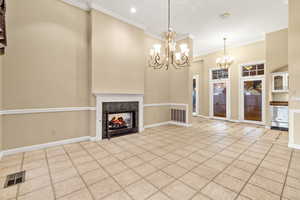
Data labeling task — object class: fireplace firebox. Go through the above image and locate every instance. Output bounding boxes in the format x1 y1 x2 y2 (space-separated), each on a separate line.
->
102 102 139 139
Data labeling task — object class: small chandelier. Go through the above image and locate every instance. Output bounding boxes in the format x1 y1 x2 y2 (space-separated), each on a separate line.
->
148 0 190 70
216 38 234 69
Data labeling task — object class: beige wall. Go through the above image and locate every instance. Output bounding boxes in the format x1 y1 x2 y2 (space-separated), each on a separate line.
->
266 29 289 120
2 0 92 149
91 10 145 94
169 38 194 123
0 0 179 149
266 29 288 73
3 111 90 149
195 41 266 121
144 35 170 125
289 0 300 145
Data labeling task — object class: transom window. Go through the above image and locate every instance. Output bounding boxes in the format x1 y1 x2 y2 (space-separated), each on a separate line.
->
242 63 264 77
211 69 228 80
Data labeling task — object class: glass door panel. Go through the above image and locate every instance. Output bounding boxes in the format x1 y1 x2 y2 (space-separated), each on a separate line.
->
213 82 226 118
244 80 262 121
192 78 196 113
274 75 284 90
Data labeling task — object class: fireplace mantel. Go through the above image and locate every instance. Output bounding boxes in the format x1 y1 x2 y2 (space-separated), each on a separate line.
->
94 93 144 140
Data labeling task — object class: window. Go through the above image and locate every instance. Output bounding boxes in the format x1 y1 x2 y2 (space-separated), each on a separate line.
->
242 63 264 77
211 69 228 80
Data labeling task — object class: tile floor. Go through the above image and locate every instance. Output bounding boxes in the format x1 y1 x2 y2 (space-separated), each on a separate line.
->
0 118 299 200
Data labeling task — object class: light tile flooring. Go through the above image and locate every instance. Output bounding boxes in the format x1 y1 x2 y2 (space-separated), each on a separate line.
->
0 118 300 200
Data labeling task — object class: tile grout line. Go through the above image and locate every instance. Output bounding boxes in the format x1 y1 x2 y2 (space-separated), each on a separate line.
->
186 126 269 200
78 142 136 200
93 130 231 200
62 145 97 200
45 150 58 200
188 140 259 200
280 149 294 200
233 142 275 200
3 121 289 200
114 125 262 200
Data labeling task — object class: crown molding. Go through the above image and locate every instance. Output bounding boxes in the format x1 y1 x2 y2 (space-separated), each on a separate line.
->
61 0 164 39
194 35 265 57
176 33 195 42
90 1 146 30
144 31 163 41
61 0 90 10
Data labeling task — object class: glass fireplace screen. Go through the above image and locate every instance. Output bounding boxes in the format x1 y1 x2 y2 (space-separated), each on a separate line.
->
107 112 133 131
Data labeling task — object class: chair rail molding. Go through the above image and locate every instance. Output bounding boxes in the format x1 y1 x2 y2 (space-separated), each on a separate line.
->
0 107 96 115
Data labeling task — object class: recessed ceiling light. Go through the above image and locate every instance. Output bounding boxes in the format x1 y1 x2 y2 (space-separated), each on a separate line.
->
130 7 137 13
219 12 231 19
283 0 288 5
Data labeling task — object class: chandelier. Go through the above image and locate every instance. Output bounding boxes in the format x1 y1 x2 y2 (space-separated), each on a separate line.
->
148 0 190 70
216 38 234 69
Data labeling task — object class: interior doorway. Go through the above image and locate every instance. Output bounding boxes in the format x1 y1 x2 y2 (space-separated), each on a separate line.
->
192 75 199 116
209 68 230 120
239 62 265 124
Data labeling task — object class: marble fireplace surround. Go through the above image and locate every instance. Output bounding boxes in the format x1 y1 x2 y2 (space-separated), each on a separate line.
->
95 93 144 140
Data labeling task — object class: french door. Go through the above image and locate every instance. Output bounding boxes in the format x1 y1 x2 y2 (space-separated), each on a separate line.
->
240 78 265 124
210 80 230 119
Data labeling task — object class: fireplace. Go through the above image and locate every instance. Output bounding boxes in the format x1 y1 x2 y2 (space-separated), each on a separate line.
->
102 102 139 139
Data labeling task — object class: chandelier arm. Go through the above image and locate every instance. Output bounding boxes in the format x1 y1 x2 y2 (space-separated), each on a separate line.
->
148 55 166 69
173 55 190 67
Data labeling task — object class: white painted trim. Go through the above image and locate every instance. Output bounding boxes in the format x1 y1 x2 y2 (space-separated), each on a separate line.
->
195 36 265 57
288 143 300 150
176 34 195 42
238 61 266 125
169 121 192 127
144 103 187 107
290 97 300 101
228 119 240 123
197 115 210 119
95 93 144 141
144 31 163 41
0 136 93 157
144 122 170 129
0 107 96 115
61 0 90 10
144 121 192 129
90 2 146 30
288 109 300 148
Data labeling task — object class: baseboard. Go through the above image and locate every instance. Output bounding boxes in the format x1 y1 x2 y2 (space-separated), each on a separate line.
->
197 115 210 119
227 119 240 123
169 121 192 127
0 120 193 158
0 136 93 158
288 143 300 150
144 121 170 129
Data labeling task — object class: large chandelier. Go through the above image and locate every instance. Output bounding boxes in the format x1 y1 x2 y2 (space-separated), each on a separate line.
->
148 0 190 70
216 38 234 69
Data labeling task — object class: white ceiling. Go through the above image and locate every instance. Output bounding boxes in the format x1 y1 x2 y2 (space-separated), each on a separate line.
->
66 0 288 56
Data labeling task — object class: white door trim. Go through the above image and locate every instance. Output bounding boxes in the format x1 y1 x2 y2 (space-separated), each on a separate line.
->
239 62 266 125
